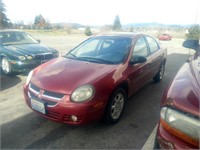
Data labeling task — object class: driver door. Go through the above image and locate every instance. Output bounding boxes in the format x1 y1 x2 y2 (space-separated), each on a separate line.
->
128 36 153 94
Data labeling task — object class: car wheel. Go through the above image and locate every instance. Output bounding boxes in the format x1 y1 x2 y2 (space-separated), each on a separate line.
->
104 88 126 124
1 57 12 75
153 62 165 82
153 133 160 149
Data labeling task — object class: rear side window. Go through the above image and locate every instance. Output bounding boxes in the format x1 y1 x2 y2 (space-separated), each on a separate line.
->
146 36 159 53
133 37 149 57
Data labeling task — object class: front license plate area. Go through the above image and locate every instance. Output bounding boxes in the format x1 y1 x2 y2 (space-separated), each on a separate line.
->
31 99 46 114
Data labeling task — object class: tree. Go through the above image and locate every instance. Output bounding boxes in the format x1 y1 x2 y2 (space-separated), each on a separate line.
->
113 15 122 31
129 26 133 32
45 19 52 30
84 26 92 36
186 25 200 40
0 0 9 29
34 14 46 29
65 23 72 34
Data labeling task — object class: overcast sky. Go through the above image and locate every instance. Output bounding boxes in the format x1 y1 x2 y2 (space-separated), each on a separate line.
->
4 0 200 25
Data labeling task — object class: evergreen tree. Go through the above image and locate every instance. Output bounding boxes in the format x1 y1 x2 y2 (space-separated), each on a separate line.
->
84 26 92 36
113 15 122 31
0 0 9 29
186 25 200 40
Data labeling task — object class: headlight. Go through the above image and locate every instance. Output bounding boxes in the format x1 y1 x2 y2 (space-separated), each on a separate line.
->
27 55 33 60
18 56 26 60
160 107 200 143
26 70 33 85
71 85 94 102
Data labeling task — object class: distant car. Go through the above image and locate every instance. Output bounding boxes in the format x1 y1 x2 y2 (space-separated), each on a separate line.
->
159 33 172 41
0 30 59 75
154 39 200 149
23 33 167 125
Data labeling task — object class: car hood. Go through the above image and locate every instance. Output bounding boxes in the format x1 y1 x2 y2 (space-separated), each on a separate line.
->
191 55 200 87
31 57 118 94
164 55 200 117
4 44 55 55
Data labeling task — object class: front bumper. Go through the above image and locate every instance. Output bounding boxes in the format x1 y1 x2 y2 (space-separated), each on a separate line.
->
156 121 199 149
10 59 51 73
23 83 105 125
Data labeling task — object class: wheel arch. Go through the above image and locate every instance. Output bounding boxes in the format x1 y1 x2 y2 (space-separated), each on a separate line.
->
1 54 7 59
117 81 129 98
0 54 6 65
162 58 166 65
103 81 129 124
104 80 129 109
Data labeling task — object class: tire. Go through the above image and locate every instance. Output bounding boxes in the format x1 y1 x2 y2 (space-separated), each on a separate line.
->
153 62 165 83
104 88 126 124
1 57 12 75
153 134 160 149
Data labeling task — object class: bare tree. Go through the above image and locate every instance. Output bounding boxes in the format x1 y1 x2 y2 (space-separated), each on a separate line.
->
34 14 46 29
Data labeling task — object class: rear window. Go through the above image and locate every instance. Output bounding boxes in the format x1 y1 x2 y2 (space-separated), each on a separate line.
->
146 36 159 53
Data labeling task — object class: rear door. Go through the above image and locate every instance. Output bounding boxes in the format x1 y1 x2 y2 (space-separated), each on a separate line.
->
145 35 164 77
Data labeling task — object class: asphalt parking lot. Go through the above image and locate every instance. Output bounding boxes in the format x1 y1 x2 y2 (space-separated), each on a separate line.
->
0 34 191 149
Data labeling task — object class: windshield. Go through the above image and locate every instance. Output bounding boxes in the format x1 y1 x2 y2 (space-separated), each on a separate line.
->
66 36 132 64
0 31 38 45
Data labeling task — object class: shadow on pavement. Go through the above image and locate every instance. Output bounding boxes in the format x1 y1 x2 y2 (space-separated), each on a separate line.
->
0 73 22 91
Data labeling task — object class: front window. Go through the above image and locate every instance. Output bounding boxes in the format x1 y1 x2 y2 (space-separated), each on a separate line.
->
66 36 132 64
0 31 38 45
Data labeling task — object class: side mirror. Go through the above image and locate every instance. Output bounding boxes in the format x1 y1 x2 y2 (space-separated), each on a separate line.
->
130 55 147 65
182 39 199 51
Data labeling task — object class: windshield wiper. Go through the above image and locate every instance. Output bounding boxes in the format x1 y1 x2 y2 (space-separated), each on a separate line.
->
64 53 77 59
77 56 114 64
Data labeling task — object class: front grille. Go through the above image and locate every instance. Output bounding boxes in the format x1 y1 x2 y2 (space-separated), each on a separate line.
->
43 91 64 100
47 111 61 120
28 83 65 106
34 53 54 60
29 83 40 94
28 92 58 106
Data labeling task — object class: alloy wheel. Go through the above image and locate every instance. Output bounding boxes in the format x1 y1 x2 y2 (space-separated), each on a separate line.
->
110 92 125 120
2 58 11 74
159 64 165 80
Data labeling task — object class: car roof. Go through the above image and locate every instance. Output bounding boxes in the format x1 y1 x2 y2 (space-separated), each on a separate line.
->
95 32 149 39
0 29 24 33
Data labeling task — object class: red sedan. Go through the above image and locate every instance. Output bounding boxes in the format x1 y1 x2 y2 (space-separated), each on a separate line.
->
159 33 172 41
155 39 200 149
23 33 167 125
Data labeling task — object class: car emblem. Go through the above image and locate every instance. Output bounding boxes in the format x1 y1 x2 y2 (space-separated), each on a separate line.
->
38 90 44 100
